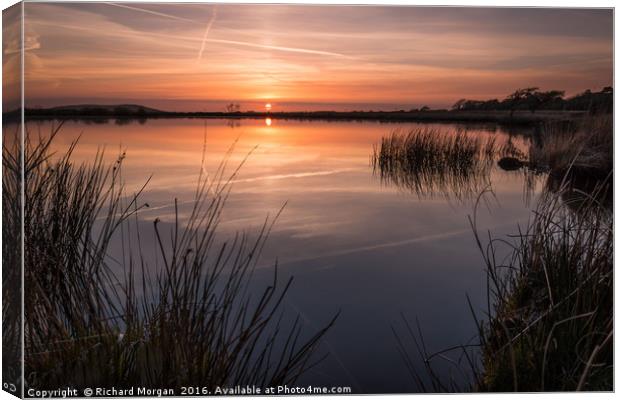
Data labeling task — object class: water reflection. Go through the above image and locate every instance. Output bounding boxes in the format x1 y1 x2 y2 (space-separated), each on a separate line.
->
368 126 595 211
371 128 530 201
227 118 241 128
40 118 538 393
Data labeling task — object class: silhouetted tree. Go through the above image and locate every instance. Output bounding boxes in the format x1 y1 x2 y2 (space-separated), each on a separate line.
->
535 90 565 110
505 87 538 116
452 99 467 110
447 87 610 114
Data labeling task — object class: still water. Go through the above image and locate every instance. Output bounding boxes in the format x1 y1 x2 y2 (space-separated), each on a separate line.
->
43 117 539 393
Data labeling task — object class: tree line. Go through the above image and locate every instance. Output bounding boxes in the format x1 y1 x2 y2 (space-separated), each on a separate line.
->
452 86 612 114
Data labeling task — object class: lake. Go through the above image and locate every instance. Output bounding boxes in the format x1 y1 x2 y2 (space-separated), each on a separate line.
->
37 117 541 393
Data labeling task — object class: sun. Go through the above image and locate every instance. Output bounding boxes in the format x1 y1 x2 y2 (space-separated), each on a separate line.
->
265 103 272 111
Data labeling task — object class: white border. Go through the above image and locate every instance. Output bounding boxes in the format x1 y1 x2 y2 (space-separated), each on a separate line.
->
0 1 616 400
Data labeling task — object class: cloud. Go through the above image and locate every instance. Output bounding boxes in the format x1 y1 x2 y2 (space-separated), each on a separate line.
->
21 3 613 109
3 19 41 55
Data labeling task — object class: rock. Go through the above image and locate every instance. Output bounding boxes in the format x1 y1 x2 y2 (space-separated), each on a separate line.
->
498 157 525 171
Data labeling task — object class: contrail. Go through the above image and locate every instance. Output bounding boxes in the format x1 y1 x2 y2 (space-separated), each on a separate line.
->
104 2 198 24
231 168 358 184
203 37 351 58
34 18 351 59
279 227 475 267
272 218 527 270
197 5 218 63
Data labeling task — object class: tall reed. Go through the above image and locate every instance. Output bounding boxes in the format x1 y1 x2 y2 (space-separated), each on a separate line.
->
471 179 613 391
390 115 613 391
2 124 23 394
394 180 612 392
14 124 335 390
529 116 613 178
372 128 497 199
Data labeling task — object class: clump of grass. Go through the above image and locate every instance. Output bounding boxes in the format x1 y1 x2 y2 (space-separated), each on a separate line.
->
15 124 335 391
2 124 23 395
471 181 613 391
524 115 613 209
394 180 613 393
529 116 612 178
388 116 612 393
372 128 497 199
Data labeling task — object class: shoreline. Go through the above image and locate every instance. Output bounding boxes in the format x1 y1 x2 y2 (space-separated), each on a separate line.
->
8 109 588 126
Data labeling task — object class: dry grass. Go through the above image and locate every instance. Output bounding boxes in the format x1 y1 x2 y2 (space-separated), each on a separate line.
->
2 124 23 395
472 180 612 391
5 124 336 391
529 116 612 177
394 182 613 392
389 116 613 392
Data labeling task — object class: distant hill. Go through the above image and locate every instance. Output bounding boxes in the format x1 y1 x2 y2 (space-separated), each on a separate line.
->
45 104 163 114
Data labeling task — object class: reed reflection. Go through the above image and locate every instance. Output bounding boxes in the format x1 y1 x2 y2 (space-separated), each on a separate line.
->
371 129 499 201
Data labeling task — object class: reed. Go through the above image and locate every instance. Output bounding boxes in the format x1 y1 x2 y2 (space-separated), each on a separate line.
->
2 125 23 391
9 124 335 391
471 177 613 391
372 128 497 199
394 180 613 392
529 115 612 178
388 117 612 391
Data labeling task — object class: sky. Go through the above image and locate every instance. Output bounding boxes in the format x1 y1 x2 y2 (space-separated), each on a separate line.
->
6 3 614 111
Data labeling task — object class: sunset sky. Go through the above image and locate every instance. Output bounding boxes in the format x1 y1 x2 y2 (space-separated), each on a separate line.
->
11 3 614 111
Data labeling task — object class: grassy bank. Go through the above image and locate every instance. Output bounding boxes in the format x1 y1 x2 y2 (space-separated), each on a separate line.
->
392 172 613 393
386 115 613 392
5 125 335 391
532 116 613 180
475 116 613 391
472 181 612 391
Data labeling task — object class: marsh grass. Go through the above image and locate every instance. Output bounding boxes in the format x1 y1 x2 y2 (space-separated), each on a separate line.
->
472 178 613 391
530 116 613 178
394 180 613 392
10 124 335 390
527 116 613 209
2 125 23 393
372 128 499 200
389 116 613 392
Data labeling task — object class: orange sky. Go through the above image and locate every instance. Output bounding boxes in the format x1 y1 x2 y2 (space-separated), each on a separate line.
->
6 3 614 111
